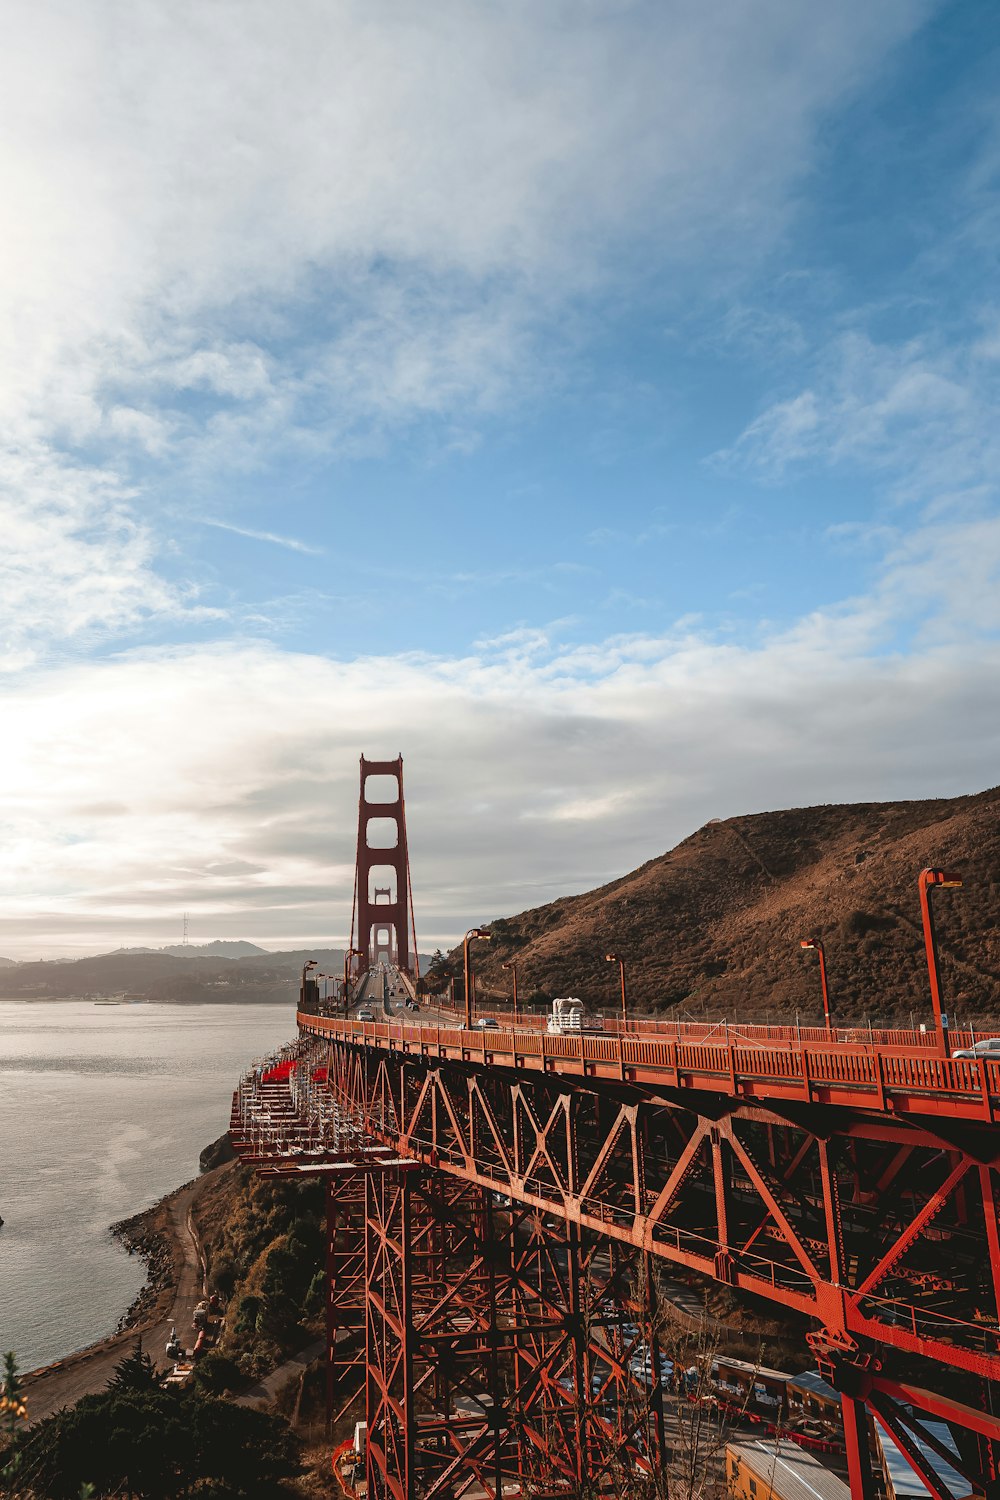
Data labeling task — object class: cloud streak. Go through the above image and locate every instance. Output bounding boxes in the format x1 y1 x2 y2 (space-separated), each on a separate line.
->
202 520 323 555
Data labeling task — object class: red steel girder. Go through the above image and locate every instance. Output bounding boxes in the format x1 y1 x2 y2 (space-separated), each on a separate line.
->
234 1028 1000 1497
313 1038 1000 1385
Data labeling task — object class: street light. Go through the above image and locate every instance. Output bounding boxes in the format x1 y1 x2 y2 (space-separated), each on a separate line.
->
301 959 318 1010
605 953 628 1030
501 960 519 1026
464 928 492 1029
918 868 963 1056
343 947 362 1014
799 939 832 1037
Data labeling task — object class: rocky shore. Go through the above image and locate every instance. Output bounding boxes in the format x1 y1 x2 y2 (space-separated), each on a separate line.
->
104 1135 233 1334
110 1192 187 1334
24 1160 235 1422
199 1131 236 1172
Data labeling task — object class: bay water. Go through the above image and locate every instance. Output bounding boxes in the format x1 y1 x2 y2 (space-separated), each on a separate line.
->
0 1000 296 1371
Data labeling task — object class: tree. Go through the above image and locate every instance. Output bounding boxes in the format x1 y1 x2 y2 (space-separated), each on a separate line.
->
424 949 453 995
1 1351 29 1495
192 1352 241 1397
105 1340 162 1394
11 1385 302 1498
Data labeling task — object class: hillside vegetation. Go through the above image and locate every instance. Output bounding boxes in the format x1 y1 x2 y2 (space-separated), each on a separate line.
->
191 1163 326 1384
459 787 1000 1025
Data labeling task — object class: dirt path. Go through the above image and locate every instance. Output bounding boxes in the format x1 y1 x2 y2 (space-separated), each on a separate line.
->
23 1166 224 1423
235 1339 324 1407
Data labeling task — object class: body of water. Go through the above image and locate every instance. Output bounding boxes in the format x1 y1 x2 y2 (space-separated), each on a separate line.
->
0 1000 296 1371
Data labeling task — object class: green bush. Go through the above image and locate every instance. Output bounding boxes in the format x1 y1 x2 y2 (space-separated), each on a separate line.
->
12 1371 301 1498
192 1352 241 1397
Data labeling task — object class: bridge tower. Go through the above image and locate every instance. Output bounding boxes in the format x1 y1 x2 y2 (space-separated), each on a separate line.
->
350 755 418 980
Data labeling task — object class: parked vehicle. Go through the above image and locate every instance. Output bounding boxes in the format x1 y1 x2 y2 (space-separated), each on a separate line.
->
547 997 604 1034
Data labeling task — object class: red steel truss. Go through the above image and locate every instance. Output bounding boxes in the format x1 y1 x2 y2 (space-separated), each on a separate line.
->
233 1022 1000 1498
234 1060 687 1497
327 1173 367 1423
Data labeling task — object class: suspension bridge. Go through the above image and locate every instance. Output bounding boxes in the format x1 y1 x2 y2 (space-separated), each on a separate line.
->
231 756 1000 1499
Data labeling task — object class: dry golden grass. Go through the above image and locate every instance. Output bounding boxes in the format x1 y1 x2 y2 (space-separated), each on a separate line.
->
459 786 1000 1024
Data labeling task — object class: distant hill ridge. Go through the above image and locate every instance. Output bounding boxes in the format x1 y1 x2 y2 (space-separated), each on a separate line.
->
111 940 269 959
460 786 1000 1025
0 945 437 1002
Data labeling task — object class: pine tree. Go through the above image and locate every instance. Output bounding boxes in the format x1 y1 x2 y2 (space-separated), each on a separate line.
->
106 1337 162 1393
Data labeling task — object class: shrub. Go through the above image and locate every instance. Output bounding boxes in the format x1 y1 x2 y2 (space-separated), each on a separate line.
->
192 1352 241 1396
12 1373 301 1498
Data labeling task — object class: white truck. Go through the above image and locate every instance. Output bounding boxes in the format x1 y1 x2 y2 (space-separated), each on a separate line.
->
547 997 604 1034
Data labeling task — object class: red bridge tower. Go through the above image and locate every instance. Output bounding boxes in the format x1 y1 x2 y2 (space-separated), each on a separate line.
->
349 755 418 979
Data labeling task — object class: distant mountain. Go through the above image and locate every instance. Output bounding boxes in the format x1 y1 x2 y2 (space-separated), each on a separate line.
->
458 787 1000 1026
109 940 269 960
0 944 438 1001
0 956 16 967
164 940 268 958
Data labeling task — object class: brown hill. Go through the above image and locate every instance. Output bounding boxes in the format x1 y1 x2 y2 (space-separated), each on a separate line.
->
460 786 1000 1026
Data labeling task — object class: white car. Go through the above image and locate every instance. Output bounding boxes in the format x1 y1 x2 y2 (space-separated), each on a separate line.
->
952 1037 1000 1059
356 1007 375 1022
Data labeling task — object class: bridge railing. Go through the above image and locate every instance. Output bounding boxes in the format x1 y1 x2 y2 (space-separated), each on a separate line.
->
428 1002 998 1053
301 1009 1000 1122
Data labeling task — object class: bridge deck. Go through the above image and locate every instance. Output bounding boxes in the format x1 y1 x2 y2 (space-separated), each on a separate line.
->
298 1010 1000 1124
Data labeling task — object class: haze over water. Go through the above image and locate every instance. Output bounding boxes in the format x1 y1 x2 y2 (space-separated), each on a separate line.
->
0 1000 295 1371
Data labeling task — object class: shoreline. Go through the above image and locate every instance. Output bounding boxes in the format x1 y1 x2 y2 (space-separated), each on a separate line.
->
0 996 292 1004
109 1184 194 1336
22 1161 234 1423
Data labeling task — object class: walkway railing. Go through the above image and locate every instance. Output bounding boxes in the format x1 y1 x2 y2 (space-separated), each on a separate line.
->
418 1003 997 1051
297 1010 1000 1123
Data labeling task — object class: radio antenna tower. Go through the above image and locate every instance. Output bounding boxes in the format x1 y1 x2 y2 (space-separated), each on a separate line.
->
182 912 189 948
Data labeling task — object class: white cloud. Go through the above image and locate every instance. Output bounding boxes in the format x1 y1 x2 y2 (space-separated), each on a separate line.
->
0 441 219 669
716 329 1000 500
5 0 987 959
1 510 998 959
0 1 933 660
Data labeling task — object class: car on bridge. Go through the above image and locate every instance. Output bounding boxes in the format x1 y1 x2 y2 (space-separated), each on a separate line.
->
356 1006 375 1021
472 1016 500 1030
951 1036 1000 1059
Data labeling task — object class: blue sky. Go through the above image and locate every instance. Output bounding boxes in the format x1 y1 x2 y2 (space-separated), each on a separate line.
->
2 0 1000 957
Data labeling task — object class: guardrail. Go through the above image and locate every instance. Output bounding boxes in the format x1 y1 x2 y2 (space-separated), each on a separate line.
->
297 1011 1000 1123
408 1003 998 1052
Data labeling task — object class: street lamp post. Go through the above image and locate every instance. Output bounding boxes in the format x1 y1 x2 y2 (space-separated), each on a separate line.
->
501 960 519 1026
918 868 963 1056
343 947 362 1015
301 959 318 1010
605 953 627 1030
799 939 832 1036
463 928 492 1029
